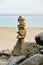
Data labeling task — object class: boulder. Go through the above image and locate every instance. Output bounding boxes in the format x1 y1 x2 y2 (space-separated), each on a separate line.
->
35 32 43 46
19 54 43 65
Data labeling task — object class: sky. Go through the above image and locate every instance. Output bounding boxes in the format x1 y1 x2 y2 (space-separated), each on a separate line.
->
0 0 43 14
0 0 43 27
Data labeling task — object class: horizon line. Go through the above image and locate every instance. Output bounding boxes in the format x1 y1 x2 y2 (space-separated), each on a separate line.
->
0 14 43 16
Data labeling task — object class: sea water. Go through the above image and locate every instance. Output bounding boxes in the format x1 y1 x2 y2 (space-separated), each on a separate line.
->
0 14 43 27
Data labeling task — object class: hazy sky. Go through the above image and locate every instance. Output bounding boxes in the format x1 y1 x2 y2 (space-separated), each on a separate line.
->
0 0 43 14
0 0 43 27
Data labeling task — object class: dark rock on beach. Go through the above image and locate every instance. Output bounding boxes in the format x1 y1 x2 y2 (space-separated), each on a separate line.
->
35 32 43 46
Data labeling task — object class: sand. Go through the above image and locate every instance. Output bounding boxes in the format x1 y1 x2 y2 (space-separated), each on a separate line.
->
0 27 43 51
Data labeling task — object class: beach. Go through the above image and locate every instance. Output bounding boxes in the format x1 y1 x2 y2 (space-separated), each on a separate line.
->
0 27 43 51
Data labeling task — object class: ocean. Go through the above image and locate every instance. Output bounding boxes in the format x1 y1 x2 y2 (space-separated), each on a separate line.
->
0 15 43 27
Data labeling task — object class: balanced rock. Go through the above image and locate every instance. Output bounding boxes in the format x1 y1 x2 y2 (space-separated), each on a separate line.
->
12 16 27 56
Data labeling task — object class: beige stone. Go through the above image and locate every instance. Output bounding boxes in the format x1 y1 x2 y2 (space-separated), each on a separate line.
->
12 39 27 55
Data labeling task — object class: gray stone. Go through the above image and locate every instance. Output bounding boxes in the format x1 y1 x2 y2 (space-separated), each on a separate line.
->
0 58 8 65
7 55 25 65
0 49 11 58
40 49 43 54
19 54 43 65
0 49 11 55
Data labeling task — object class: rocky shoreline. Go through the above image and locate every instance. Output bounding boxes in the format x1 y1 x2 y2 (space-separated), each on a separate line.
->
0 42 43 65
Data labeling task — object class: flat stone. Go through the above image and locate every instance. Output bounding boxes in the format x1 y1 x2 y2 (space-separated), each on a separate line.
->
0 49 11 58
7 55 25 65
0 49 11 55
19 54 43 65
0 59 8 65
40 49 43 54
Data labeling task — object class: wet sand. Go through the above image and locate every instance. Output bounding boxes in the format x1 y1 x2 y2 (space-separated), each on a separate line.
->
0 27 43 50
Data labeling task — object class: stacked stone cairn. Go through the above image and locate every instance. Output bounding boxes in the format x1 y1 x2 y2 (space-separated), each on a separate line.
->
12 16 27 56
